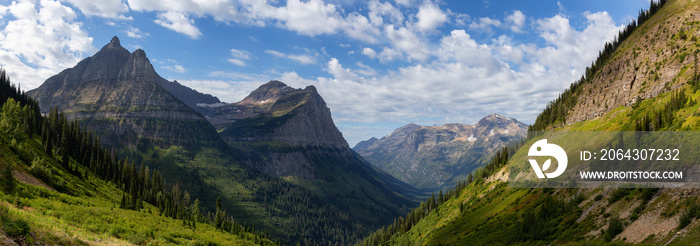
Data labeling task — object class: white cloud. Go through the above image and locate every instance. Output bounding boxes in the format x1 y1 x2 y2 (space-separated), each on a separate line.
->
469 17 501 31
378 47 401 62
394 0 412 7
355 62 377 77
154 58 187 73
362 47 377 59
438 30 502 73
125 26 148 38
275 0 343 36
0 0 94 90
385 24 429 62
265 49 316 65
505 10 525 33
533 11 620 77
162 64 186 73
453 13 470 26
326 58 360 81
414 1 447 33
128 0 242 22
65 0 131 19
154 11 202 39
342 12 380 43
193 11 625 145
128 0 388 44
227 59 246 66
227 48 251 66
368 0 403 27
230 49 250 59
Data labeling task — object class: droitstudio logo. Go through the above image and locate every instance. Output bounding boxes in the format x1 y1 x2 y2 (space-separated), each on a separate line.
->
528 139 567 178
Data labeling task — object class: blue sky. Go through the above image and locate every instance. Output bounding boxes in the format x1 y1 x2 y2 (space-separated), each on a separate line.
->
0 0 652 145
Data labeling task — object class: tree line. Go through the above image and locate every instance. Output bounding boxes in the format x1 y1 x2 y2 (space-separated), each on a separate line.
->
634 89 696 131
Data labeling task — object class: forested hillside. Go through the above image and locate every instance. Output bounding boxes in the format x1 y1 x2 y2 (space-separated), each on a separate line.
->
0 70 275 245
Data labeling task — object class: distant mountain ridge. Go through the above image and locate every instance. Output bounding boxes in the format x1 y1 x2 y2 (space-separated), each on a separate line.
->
354 114 527 190
161 79 221 115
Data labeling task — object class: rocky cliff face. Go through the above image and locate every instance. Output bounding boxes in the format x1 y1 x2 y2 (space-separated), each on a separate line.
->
564 0 699 125
354 114 527 190
28 36 220 148
213 81 349 149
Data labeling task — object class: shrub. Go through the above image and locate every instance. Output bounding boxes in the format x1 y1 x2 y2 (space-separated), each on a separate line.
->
604 217 624 242
1 164 16 195
608 189 630 204
3 218 31 238
594 194 604 201
30 158 53 186
678 204 700 230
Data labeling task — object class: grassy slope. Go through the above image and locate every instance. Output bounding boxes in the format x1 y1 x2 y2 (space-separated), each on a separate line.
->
0 121 270 245
375 0 700 244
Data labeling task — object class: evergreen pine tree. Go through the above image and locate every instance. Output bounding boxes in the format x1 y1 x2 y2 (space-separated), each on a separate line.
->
1 163 16 195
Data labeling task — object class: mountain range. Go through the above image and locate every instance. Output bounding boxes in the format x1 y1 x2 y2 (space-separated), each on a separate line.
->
25 36 418 245
4 0 699 244
354 114 527 191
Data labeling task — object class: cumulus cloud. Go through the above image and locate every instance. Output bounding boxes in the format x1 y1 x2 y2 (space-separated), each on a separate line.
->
362 47 377 59
414 1 447 33
154 11 202 39
469 17 501 31
385 24 429 62
505 10 525 33
128 0 242 22
125 26 148 38
0 0 94 89
265 49 316 65
376 47 400 62
533 11 620 77
367 0 403 27
193 11 624 145
0 0 629 145
65 0 131 19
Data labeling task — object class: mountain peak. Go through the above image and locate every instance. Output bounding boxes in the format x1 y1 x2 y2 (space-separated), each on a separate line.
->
240 80 294 105
264 80 287 87
101 36 122 50
132 49 146 57
478 113 513 125
110 36 120 45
